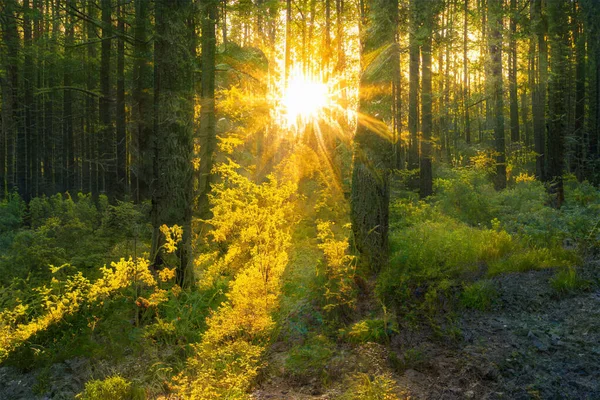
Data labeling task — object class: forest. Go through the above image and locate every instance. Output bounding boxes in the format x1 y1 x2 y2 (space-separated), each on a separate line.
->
1 0 600 398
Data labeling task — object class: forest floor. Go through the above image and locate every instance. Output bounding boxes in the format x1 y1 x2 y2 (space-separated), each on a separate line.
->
252 252 600 400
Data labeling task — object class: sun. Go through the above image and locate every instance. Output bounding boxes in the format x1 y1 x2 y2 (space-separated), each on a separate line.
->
280 67 331 131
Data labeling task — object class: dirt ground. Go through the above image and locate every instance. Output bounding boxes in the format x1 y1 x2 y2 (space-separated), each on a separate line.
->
253 261 600 399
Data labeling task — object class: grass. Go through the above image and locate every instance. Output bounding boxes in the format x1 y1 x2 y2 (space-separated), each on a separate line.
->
550 267 590 296
460 280 498 311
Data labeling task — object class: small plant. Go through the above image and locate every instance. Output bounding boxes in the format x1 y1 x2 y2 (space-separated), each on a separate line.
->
341 372 402 400
285 334 334 384
342 318 398 344
460 280 498 311
389 348 426 372
77 375 145 400
550 267 590 295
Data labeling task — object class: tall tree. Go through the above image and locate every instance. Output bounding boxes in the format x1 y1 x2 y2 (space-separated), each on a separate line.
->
116 0 127 195
420 3 435 198
198 0 218 222
463 0 471 145
532 0 547 181
489 0 506 190
351 0 393 271
547 0 569 206
408 0 420 170
100 0 113 195
132 0 153 202
508 0 519 144
63 0 75 193
151 0 196 287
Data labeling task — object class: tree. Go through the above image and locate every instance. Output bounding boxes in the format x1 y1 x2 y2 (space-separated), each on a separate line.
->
408 0 420 170
198 0 218 222
489 0 506 190
350 0 393 271
532 0 547 181
151 0 197 287
547 0 569 207
420 2 435 198
132 0 153 202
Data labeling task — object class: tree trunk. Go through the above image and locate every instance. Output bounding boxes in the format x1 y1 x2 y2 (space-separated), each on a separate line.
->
408 0 420 170
100 0 113 196
420 11 433 198
152 0 197 287
197 0 217 222
532 0 547 181
463 0 471 145
489 0 506 190
547 0 568 207
509 0 519 144
116 0 127 196
63 0 75 193
351 0 393 272
132 0 153 202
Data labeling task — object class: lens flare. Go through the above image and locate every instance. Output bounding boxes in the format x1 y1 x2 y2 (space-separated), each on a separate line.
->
279 67 331 131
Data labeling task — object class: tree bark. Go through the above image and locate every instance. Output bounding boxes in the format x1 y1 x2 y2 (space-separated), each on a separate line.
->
152 0 197 287
489 0 506 190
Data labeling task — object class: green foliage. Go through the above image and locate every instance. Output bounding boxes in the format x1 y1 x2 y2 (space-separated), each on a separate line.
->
434 167 495 226
460 280 498 311
386 217 513 281
550 267 590 295
78 375 145 400
285 334 334 384
316 220 357 322
341 318 398 344
389 348 426 372
0 194 151 285
340 373 402 400
488 247 579 276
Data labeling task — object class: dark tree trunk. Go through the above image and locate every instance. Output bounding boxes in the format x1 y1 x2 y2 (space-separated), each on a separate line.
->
351 0 393 272
116 0 127 196
132 0 153 202
573 3 586 181
489 0 506 190
1 0 20 197
532 0 547 181
420 7 433 198
463 0 471 145
151 0 197 287
63 0 75 193
85 0 98 196
408 0 420 170
100 0 113 196
509 0 519 144
547 0 568 207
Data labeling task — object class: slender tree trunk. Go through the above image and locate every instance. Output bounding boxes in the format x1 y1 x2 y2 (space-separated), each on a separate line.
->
132 0 152 202
547 0 568 207
573 3 585 181
100 0 113 196
489 0 506 190
420 11 433 198
116 0 127 196
1 1 20 197
532 0 547 181
463 0 471 145
284 0 292 87
509 0 519 144
197 0 217 222
63 0 75 193
408 0 420 170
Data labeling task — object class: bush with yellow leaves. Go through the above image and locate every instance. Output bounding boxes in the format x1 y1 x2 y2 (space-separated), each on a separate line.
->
176 153 305 398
